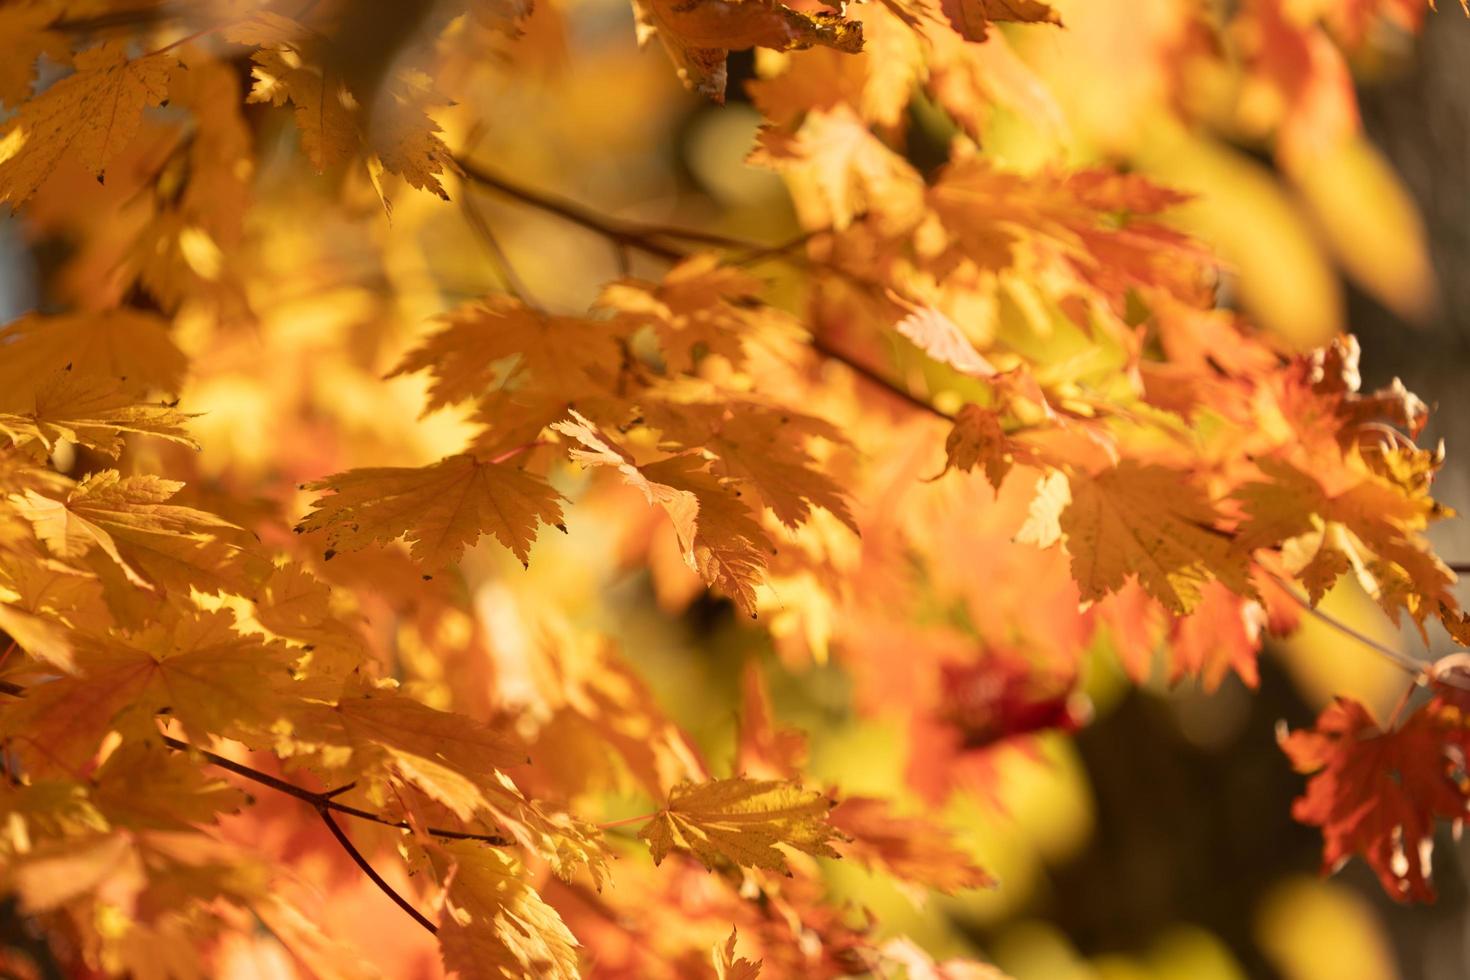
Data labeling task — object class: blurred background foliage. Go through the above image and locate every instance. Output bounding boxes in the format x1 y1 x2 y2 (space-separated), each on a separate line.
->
5 0 1470 976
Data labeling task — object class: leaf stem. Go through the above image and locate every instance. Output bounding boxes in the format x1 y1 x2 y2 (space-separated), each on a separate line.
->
596 812 656 830
458 173 540 309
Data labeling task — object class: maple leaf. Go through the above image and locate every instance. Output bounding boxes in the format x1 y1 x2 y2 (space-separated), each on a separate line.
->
0 310 187 398
829 797 994 893
895 304 999 379
942 405 1018 489
751 103 925 231
1280 695 1470 902
926 156 1208 306
11 471 266 599
638 777 841 873
297 454 565 569
0 368 197 458
553 410 702 554
935 0 1061 42
643 399 858 532
1058 461 1254 614
641 454 774 617
431 841 580 980
553 410 774 614
232 14 454 204
632 0 864 102
0 2 68 110
392 296 629 413
714 929 763 980
597 255 765 374
90 742 247 831
280 677 526 822
1233 456 1453 629
1 608 301 774
0 42 173 208
368 72 456 202
235 18 356 173
0 600 74 672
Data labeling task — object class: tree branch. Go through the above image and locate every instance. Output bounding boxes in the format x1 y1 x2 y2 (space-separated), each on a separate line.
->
456 159 688 262
318 809 439 935
810 335 952 421
1264 577 1454 685
161 735 512 845
454 158 956 427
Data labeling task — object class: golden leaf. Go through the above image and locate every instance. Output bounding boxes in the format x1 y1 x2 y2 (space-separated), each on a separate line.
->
298 454 565 569
638 777 840 873
0 310 187 398
431 841 580 980
0 42 173 207
1060 461 1253 614
633 0 863 102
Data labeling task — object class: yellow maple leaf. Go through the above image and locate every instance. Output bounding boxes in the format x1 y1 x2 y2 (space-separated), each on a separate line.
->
298 454 565 569
632 0 863 102
751 103 925 231
0 368 197 458
392 296 629 413
0 1 69 110
942 404 1017 489
638 776 841 873
430 841 581 980
597 255 764 374
1235 456 1454 627
714 928 763 980
280 676 527 821
933 0 1061 42
554 411 773 615
1 608 300 774
11 471 267 599
0 42 173 208
0 310 187 398
1059 461 1253 614
644 399 858 532
243 41 357 172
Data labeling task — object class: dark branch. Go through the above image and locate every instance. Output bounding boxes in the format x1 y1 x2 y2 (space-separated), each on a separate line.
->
810 335 952 421
319 809 439 935
160 735 512 844
456 159 688 262
453 158 955 425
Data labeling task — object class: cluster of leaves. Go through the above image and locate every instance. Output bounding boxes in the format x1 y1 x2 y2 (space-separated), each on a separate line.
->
0 0 1467 975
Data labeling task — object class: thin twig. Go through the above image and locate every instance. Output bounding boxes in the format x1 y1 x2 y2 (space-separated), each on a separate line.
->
453 158 963 425
810 335 952 421
1449 562 1470 576
459 177 539 308
1268 578 1435 678
161 735 511 844
318 809 439 935
456 159 687 262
